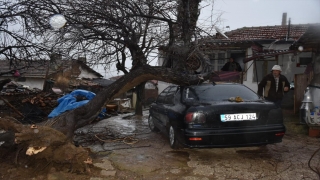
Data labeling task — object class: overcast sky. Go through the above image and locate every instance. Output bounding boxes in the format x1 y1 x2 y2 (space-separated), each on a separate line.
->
199 0 320 32
99 0 320 79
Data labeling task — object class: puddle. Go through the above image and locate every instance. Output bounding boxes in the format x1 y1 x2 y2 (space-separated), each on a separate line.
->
164 151 190 161
161 151 190 168
74 111 153 152
236 146 273 159
108 118 136 135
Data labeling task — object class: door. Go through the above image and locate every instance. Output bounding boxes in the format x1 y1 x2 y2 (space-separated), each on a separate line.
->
253 60 277 82
151 86 171 130
230 52 246 71
159 86 178 130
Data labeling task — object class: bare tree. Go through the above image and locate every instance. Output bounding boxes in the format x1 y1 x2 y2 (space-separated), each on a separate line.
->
0 0 219 172
0 0 50 68
17 0 181 115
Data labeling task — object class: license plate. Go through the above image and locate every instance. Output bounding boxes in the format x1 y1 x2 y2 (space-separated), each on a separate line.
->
220 113 257 122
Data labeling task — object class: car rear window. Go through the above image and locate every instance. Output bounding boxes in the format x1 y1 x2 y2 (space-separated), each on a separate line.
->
183 84 260 102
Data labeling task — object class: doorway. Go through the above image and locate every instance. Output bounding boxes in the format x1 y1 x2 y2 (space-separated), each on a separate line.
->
230 53 245 71
253 60 277 82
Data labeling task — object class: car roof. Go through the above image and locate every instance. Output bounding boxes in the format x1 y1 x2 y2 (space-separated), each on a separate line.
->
168 82 241 88
193 82 241 86
212 81 239 85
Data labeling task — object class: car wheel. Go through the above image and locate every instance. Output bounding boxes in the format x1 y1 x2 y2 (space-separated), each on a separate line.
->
169 125 180 149
148 115 159 132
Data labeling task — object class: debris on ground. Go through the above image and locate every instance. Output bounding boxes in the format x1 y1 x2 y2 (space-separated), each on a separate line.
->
1 80 134 124
0 80 42 95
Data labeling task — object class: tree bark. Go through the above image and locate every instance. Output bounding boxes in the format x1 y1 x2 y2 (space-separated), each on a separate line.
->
177 0 201 44
0 118 91 173
1 66 212 141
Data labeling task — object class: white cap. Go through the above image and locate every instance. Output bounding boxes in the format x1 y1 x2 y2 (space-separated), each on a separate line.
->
271 65 282 71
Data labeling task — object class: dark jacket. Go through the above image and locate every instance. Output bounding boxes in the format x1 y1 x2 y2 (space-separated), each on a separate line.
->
258 73 290 101
221 62 242 72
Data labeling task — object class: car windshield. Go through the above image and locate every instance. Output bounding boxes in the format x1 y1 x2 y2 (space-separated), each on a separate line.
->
182 84 260 102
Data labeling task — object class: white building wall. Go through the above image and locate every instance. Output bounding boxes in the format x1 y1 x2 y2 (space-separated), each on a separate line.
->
157 81 172 94
262 43 288 51
157 49 173 93
12 78 44 90
242 48 258 92
78 67 100 79
278 54 308 82
145 82 156 89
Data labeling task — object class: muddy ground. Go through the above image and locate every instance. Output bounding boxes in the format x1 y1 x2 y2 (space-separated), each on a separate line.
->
1 109 320 180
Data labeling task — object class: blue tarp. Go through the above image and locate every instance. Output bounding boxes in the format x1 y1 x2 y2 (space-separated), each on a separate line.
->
48 89 97 118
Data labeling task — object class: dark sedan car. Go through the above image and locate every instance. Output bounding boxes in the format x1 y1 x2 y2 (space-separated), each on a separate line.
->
148 82 286 149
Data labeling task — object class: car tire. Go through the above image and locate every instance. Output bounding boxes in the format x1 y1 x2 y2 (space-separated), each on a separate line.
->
148 115 160 132
169 125 180 149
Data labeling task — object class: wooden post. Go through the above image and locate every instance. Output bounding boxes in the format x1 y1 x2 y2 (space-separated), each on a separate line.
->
0 96 24 118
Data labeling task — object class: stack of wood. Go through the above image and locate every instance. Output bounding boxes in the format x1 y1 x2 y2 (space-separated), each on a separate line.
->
21 93 59 108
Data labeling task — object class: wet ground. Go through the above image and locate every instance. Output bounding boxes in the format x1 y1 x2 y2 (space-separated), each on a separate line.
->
1 109 320 179
72 109 320 180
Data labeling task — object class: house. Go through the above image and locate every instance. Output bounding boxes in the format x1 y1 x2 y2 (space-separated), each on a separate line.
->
192 22 314 90
158 14 319 112
0 57 103 92
217 23 319 112
221 24 314 92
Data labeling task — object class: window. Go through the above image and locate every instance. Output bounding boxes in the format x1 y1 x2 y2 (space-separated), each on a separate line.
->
205 52 226 71
17 77 26 82
299 57 312 66
157 86 170 104
218 53 226 70
208 53 215 71
183 84 260 102
164 86 177 104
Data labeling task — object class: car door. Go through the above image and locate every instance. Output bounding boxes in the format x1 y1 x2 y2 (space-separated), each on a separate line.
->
150 86 171 130
158 86 178 130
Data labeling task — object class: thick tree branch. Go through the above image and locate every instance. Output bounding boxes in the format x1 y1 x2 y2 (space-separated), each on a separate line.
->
42 65 213 140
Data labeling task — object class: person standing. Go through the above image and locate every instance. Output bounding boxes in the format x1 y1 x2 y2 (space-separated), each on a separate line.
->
221 57 242 72
258 65 290 108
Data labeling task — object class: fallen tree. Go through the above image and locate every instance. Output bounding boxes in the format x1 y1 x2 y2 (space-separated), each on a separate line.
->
0 118 92 173
0 0 209 174
44 65 212 140
0 65 213 173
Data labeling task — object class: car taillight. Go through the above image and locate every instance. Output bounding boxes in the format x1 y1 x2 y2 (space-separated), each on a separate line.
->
189 137 202 141
275 132 285 136
185 112 206 124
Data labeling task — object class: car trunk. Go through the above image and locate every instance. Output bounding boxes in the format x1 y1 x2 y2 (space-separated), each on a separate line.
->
197 101 281 128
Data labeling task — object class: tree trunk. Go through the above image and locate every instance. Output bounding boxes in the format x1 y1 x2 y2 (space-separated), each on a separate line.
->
38 65 213 140
0 65 213 172
0 118 91 173
177 0 201 44
1 66 213 141
134 82 146 116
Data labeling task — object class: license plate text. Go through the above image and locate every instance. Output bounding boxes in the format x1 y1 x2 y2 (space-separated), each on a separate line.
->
220 113 257 122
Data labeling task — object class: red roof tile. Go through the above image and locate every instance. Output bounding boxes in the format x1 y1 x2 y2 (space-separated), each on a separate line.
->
224 24 310 41
0 59 102 78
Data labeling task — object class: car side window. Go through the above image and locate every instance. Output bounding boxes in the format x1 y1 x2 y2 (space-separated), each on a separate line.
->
164 86 177 105
156 86 171 104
